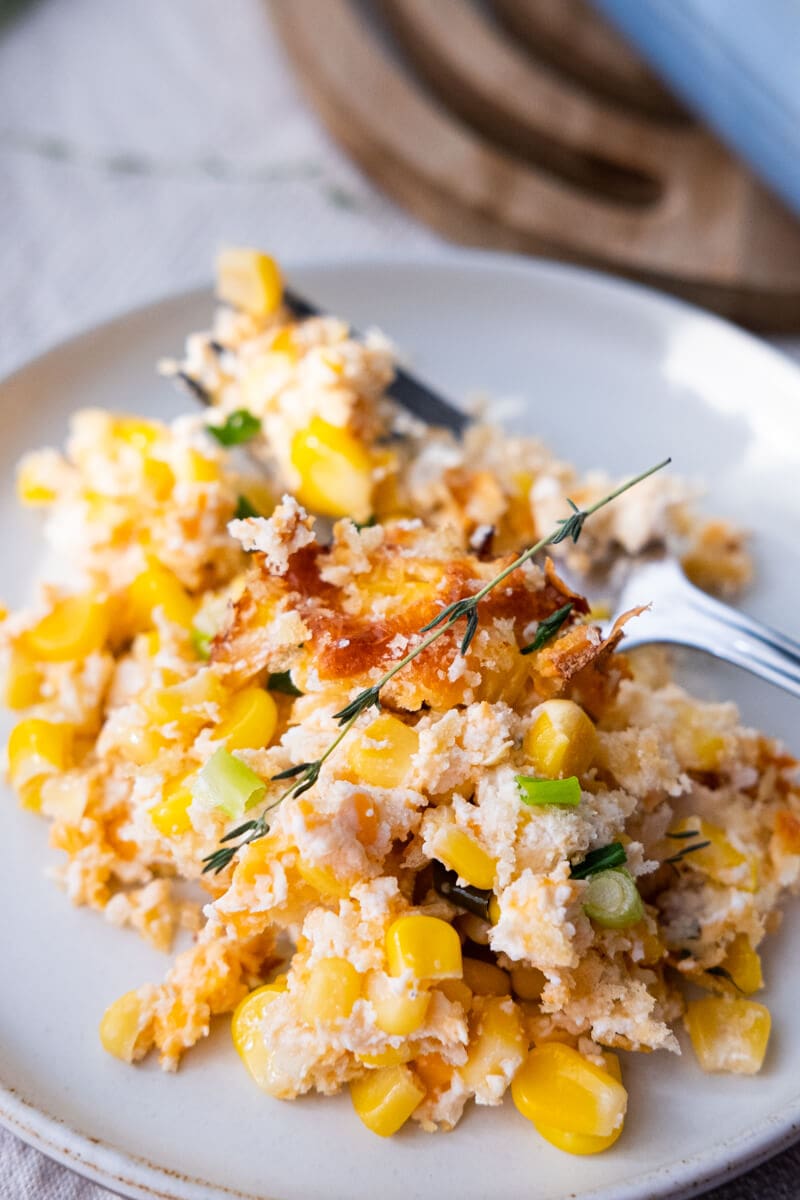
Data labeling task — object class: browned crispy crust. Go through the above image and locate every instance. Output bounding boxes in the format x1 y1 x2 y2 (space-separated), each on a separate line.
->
213 522 630 711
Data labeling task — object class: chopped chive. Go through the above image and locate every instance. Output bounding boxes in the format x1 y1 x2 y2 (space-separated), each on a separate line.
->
570 841 627 879
206 408 261 446
664 840 712 865
190 628 212 661
191 748 266 819
268 671 303 697
516 774 581 808
583 867 643 929
520 603 574 655
432 860 493 921
234 494 261 520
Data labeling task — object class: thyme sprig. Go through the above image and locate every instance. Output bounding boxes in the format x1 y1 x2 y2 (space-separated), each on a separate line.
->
201 456 671 874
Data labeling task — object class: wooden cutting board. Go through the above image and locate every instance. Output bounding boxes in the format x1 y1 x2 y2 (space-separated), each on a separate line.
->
270 0 800 330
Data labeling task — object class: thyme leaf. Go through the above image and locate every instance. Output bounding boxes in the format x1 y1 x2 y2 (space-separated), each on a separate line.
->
333 686 382 725
271 762 313 781
520 602 574 655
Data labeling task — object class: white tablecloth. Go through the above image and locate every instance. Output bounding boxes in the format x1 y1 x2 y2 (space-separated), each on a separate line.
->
1 2 799 1197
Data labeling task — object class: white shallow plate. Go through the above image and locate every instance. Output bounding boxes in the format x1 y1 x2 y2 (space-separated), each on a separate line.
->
2 251 800 1200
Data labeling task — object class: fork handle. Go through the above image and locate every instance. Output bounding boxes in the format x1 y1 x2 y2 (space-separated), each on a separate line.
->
622 580 800 699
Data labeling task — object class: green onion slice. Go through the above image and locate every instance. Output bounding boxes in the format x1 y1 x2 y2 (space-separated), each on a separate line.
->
206 409 261 447
582 867 643 929
192 747 266 819
190 628 212 661
516 774 581 807
570 841 627 879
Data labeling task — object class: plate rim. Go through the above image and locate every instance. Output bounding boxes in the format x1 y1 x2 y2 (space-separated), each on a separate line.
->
2 246 800 1200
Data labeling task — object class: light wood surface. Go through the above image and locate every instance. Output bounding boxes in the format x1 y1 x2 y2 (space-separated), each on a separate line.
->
270 0 800 329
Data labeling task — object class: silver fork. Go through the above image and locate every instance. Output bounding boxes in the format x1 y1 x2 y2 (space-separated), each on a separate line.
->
606 554 800 699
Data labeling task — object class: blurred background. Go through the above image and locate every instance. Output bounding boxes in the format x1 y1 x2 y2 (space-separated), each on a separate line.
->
1 1 800 1197
2 0 800 382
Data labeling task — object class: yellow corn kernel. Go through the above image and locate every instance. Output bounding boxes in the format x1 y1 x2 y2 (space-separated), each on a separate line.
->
344 713 419 789
602 1051 622 1083
524 700 596 779
270 326 299 361
300 957 361 1025
8 718 73 789
232 834 277 887
127 563 195 631
3 648 42 710
437 978 473 1009
40 773 89 822
353 791 379 847
669 817 757 891
474 640 529 706
386 914 462 982
460 996 525 1093
140 630 160 658
674 705 726 771
512 1042 628 1142
721 934 763 994
457 912 491 946
290 416 373 523
533 1121 622 1156
99 990 145 1062
685 996 770 1074
24 594 109 663
366 971 431 1036
231 979 288 1090
350 1065 425 1137
143 671 226 726
462 958 511 997
142 457 175 500
117 726 167 767
150 779 194 838
297 858 351 899
213 687 277 751
638 926 666 966
177 448 221 485
17 460 56 505
510 965 546 1001
216 247 283 318
113 417 162 452
435 827 496 890
357 1045 414 1068
414 1052 454 1094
